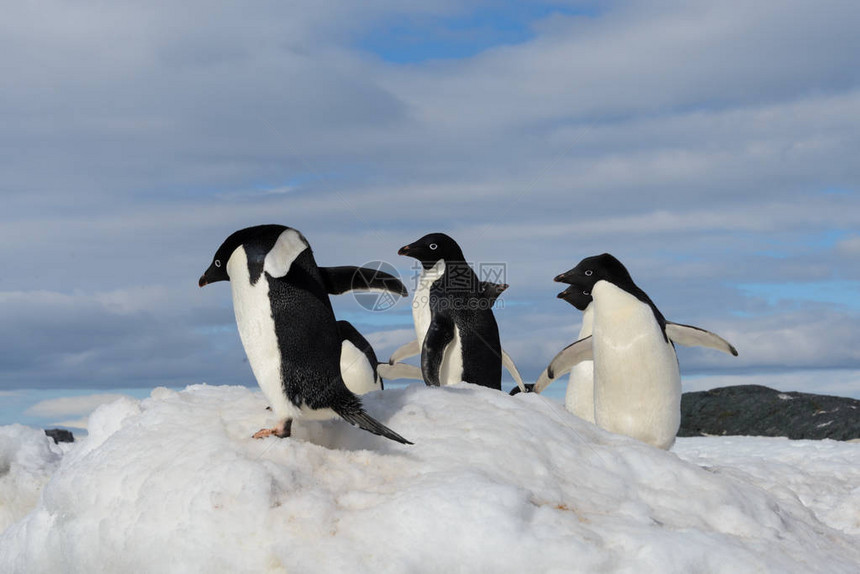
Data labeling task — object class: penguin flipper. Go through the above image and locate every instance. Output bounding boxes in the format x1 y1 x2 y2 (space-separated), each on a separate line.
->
533 368 557 394
336 320 375 355
501 349 526 392
377 362 423 381
320 266 409 297
421 314 456 387
333 401 413 445
665 322 739 356
546 336 593 381
388 339 421 364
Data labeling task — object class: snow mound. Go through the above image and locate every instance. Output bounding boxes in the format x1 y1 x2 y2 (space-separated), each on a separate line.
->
1 384 858 573
0 425 66 533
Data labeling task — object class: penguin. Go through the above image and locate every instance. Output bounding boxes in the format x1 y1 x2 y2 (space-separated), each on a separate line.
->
397 233 504 390
536 253 737 449
337 319 423 393
199 224 412 444
386 281 526 391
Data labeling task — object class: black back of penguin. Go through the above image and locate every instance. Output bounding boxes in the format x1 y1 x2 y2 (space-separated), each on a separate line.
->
267 247 352 409
400 233 503 390
433 269 502 389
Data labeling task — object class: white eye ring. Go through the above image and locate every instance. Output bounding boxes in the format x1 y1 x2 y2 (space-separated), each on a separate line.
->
429 243 438 250
584 270 593 276
583 291 590 296
214 260 221 268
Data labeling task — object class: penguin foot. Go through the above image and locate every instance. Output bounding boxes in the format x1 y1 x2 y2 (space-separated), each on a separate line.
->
252 428 278 439
252 419 292 439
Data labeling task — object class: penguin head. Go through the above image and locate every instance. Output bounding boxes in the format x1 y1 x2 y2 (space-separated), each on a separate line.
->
398 233 465 269
509 383 535 396
557 284 592 311
554 253 632 290
199 224 290 287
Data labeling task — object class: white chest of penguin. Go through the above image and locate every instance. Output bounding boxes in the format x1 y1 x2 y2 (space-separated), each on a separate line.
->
566 303 595 422
413 259 465 386
590 280 680 449
226 248 298 420
412 259 445 340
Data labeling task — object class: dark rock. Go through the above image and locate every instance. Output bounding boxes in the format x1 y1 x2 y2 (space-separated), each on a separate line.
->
44 428 75 444
679 385 860 441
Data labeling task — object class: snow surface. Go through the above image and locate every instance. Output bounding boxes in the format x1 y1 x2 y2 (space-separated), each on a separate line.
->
1 384 859 573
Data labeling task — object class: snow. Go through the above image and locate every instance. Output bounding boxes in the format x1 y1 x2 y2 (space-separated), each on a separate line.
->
1 384 858 573
0 426 67 533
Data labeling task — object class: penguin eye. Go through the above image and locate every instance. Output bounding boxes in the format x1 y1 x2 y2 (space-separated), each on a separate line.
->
583 291 590 296
214 260 221 268
429 243 438 250
584 270 593 277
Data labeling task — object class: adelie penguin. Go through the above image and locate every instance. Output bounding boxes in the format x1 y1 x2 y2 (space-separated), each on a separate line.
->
397 233 509 390
536 253 738 449
387 281 526 391
199 224 412 445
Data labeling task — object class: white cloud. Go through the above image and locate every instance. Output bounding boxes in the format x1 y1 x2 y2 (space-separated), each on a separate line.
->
24 394 131 419
836 235 860 257
48 418 91 431
366 328 416 354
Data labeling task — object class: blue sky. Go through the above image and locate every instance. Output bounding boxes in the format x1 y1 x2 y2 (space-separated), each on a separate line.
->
359 2 601 62
2 0 860 428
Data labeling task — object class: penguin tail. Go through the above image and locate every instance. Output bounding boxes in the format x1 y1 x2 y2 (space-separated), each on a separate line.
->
334 403 413 445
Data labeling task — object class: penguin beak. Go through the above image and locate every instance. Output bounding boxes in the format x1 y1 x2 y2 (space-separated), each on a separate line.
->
554 268 576 283
397 245 411 256
198 275 209 288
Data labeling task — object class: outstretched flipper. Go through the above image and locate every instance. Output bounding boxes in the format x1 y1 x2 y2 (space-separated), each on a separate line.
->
421 314 456 387
388 339 421 365
377 362 423 381
320 266 408 297
665 322 738 356
534 336 594 393
502 350 526 392
332 395 412 445
533 368 559 394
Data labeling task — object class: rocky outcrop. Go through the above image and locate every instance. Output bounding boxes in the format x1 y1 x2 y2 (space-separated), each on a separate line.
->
679 385 860 441
44 429 75 444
